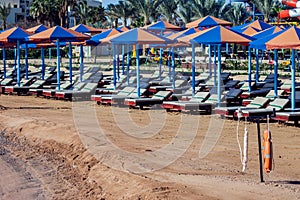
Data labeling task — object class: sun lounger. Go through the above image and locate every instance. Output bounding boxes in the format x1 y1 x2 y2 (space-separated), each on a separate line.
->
224 79 240 90
55 82 97 101
42 81 74 98
215 96 270 117
240 82 275 99
124 90 173 109
274 111 300 125
91 86 135 104
162 91 210 111
240 98 290 117
3 77 36 95
265 90 285 100
225 88 243 105
170 94 223 114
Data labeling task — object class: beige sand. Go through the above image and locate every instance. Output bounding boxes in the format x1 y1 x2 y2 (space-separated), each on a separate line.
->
0 95 299 199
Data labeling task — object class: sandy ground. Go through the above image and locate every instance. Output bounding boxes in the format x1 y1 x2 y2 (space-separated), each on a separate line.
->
0 95 299 199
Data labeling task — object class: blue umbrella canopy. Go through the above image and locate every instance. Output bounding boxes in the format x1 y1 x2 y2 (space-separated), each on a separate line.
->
0 27 30 43
186 15 232 28
180 26 253 45
252 26 282 39
144 20 182 31
26 24 48 34
168 27 198 40
249 29 286 50
101 28 175 45
85 29 122 46
69 24 102 34
28 25 90 42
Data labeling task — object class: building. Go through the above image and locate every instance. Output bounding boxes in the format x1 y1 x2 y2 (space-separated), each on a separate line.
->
0 0 102 27
0 0 32 26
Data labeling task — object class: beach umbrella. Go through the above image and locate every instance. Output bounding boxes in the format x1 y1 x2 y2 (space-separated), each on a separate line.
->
144 20 182 32
70 25 103 83
179 25 253 106
69 24 103 34
101 28 175 97
249 28 287 93
26 24 49 34
168 27 198 40
85 29 122 46
186 16 232 76
117 26 131 32
28 26 90 89
0 27 30 86
242 26 260 36
26 24 50 80
186 15 232 28
252 26 282 39
266 26 300 110
144 21 182 80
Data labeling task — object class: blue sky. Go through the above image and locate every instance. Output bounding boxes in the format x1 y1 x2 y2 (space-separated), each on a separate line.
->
102 0 119 8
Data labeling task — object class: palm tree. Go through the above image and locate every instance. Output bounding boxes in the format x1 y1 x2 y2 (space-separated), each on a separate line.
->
222 4 247 26
72 0 106 26
252 0 280 22
88 5 107 26
0 3 11 30
127 0 165 25
55 0 76 27
30 0 57 26
190 0 224 19
175 0 194 25
158 1 178 24
106 3 120 28
72 0 89 24
113 1 133 27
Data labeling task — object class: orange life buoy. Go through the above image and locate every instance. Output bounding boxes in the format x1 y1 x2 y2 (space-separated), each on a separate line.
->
262 130 272 173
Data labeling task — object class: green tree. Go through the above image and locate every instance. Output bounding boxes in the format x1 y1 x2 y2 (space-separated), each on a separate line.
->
222 4 247 26
0 3 11 30
30 0 58 26
127 0 165 25
106 3 120 28
55 0 76 27
190 0 224 19
158 1 178 24
72 0 106 26
252 0 280 22
175 0 194 25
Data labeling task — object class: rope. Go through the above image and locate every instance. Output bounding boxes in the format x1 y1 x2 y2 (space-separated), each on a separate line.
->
236 108 248 172
242 117 248 172
236 108 243 164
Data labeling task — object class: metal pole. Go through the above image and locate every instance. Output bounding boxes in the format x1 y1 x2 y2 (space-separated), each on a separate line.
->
112 44 116 90
17 40 21 87
208 44 212 77
274 49 278 98
255 49 259 83
256 119 264 183
172 47 175 90
79 44 84 82
41 48 45 80
214 45 217 87
291 49 296 110
248 46 252 92
69 42 73 83
217 44 221 108
2 47 6 79
25 44 28 79
159 48 163 79
127 44 130 85
122 44 125 75
192 43 195 96
136 44 140 97
57 39 61 90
